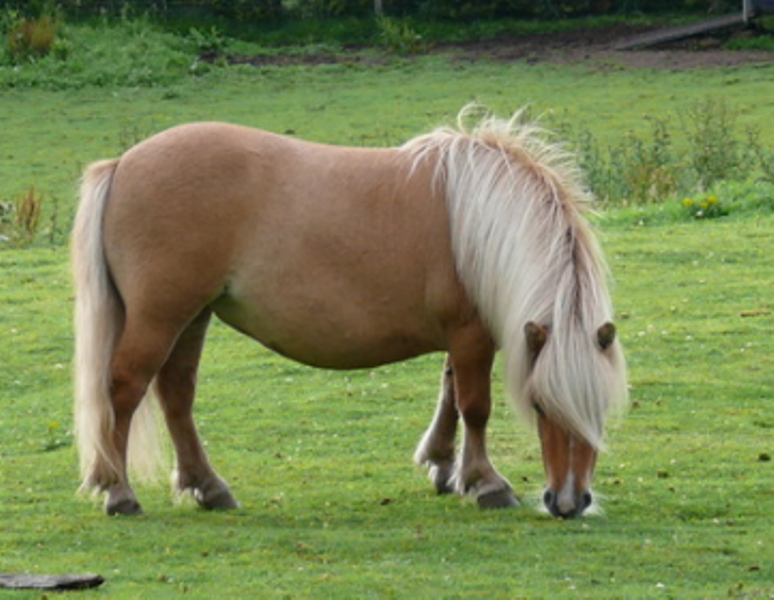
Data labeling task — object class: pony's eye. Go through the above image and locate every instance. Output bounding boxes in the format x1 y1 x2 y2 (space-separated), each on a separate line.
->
532 403 546 417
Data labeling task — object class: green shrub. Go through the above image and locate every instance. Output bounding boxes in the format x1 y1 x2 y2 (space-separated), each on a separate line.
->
186 25 228 54
376 16 427 54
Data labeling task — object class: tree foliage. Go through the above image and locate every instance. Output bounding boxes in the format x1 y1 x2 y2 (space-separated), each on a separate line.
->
0 0 743 20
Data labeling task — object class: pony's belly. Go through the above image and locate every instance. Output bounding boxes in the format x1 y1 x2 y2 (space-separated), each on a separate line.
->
212 293 442 370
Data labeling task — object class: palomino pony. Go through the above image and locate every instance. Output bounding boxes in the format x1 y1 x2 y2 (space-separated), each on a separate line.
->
72 106 627 519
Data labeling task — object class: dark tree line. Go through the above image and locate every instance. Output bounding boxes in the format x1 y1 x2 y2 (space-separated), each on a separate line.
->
2 0 744 20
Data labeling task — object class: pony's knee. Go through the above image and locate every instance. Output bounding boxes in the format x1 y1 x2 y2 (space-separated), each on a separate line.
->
458 398 490 430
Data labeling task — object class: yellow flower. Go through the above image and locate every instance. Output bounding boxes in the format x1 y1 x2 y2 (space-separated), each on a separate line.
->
707 195 718 205
682 197 693 207
699 200 709 210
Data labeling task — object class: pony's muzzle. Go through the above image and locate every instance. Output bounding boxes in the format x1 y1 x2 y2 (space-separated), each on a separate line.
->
543 488 593 519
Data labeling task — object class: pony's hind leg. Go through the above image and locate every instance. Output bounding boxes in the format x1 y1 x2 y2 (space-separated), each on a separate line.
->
154 309 239 511
414 356 458 494
104 316 183 515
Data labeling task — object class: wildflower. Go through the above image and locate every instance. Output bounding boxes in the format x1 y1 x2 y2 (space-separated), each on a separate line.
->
682 198 693 207
707 195 718 205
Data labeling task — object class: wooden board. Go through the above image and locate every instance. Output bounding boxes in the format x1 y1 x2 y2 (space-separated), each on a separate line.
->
614 14 748 51
0 574 105 591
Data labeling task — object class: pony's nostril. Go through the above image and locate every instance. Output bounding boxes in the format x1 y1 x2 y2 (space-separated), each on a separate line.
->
543 489 555 508
582 491 593 510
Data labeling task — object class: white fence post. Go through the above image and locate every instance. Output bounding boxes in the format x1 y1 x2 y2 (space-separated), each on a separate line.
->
742 0 753 22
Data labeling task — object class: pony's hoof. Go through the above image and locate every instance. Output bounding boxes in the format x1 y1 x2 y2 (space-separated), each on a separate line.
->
427 463 455 495
196 489 240 511
435 481 455 495
477 489 520 509
106 498 144 516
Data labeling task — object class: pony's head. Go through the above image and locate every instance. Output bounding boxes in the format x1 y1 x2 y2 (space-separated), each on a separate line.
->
405 104 628 517
524 320 623 518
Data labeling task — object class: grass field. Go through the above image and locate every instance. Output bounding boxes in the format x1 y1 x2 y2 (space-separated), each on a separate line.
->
3 48 774 234
1 18 773 599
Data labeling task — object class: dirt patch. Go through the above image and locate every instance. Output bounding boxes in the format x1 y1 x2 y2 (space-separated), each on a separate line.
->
203 23 774 70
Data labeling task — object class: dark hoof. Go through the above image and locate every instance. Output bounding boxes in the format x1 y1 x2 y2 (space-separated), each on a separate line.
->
477 489 520 509
428 464 455 495
106 498 143 516
434 480 455 495
197 489 240 511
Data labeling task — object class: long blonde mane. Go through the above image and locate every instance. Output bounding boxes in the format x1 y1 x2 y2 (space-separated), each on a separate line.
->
403 106 627 448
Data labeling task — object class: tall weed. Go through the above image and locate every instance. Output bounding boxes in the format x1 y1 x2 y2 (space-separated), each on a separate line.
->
615 116 680 204
747 129 774 183
679 100 751 188
376 17 428 54
186 25 228 54
7 15 60 62
0 187 43 247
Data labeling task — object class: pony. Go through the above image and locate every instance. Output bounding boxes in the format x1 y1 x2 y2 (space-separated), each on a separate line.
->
72 106 627 519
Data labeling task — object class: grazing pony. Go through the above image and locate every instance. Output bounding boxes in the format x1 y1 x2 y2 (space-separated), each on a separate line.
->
72 106 627 518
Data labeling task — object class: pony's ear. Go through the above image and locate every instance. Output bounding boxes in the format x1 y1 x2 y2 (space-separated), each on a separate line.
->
597 322 617 351
525 321 549 357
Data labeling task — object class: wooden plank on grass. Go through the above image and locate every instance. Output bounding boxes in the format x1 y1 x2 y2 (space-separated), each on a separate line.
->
0 574 105 590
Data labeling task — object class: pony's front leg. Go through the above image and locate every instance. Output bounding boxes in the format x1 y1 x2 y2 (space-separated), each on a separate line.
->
414 357 458 494
450 339 519 509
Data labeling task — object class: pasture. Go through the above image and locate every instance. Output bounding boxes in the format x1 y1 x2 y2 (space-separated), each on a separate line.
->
1 20 773 598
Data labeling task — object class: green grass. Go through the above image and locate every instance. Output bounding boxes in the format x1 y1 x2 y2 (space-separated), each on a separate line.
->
1 19 774 599
1 219 772 598
2 55 774 244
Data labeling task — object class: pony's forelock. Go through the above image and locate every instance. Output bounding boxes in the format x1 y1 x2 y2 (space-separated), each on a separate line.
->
403 104 628 448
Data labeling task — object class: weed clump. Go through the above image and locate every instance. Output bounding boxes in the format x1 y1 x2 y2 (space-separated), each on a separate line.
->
680 194 727 220
0 187 43 247
6 14 61 62
555 100 774 217
377 17 428 55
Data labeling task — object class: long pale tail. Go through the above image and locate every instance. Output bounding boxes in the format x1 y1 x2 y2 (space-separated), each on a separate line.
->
72 160 163 492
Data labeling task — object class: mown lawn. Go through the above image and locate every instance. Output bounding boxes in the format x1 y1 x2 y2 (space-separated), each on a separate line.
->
1 215 772 598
